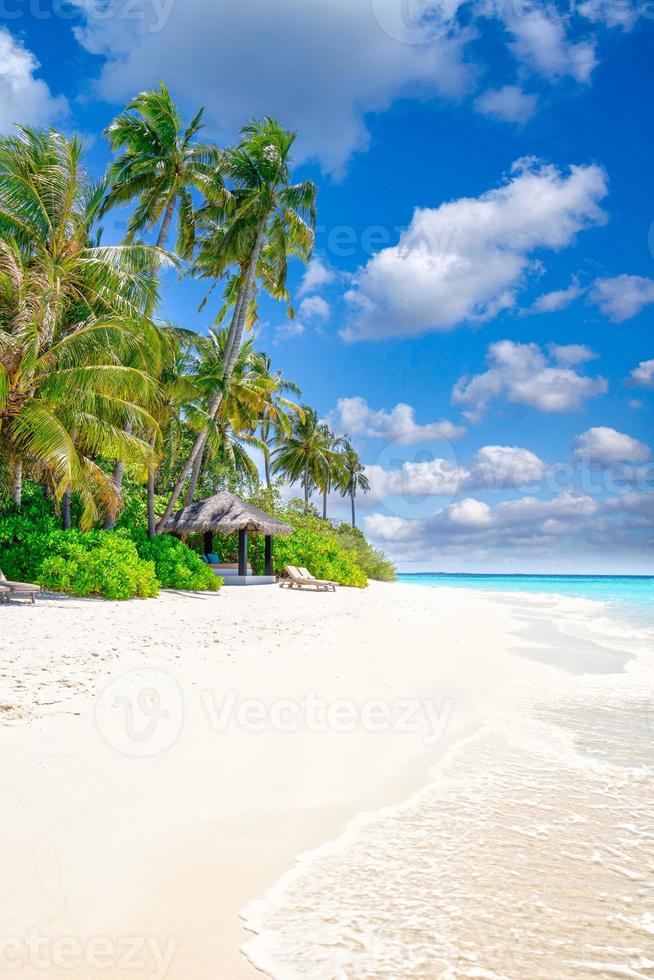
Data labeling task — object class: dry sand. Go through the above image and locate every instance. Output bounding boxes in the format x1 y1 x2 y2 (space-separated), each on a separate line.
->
0 582 567 978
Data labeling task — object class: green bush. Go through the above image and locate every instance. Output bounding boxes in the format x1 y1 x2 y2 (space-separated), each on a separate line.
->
131 531 220 592
272 527 368 588
39 530 159 600
0 483 220 599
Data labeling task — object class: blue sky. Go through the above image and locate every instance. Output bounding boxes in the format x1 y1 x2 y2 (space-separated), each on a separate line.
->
2 0 652 571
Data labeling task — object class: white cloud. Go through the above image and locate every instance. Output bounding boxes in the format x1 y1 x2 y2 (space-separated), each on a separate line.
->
363 490 600 545
502 5 597 83
365 444 547 501
548 343 598 366
630 359 654 390
589 274 654 322
0 29 68 133
573 427 651 466
343 159 608 341
73 0 474 176
329 396 466 445
274 320 306 343
577 0 639 31
528 280 584 314
298 295 330 321
299 257 336 296
474 84 537 123
452 340 607 419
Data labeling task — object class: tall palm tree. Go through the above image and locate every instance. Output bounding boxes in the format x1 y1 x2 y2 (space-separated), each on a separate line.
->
338 443 371 528
251 352 302 491
315 425 346 520
272 407 335 507
157 117 316 530
103 82 218 254
0 127 166 526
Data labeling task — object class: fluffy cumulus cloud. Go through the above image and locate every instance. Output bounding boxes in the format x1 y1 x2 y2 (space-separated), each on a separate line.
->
548 343 597 367
365 444 547 501
573 427 651 466
474 85 537 123
343 159 608 341
298 295 331 321
71 0 634 174
589 275 654 322
452 340 607 419
501 5 598 83
630 359 654 389
329 396 465 445
527 280 584 314
298 257 336 296
364 490 600 545
0 29 68 133
73 0 475 175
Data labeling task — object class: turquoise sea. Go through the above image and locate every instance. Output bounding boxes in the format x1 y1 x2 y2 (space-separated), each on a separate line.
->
397 573 654 621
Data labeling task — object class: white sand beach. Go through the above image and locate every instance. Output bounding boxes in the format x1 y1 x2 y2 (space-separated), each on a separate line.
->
1 582 653 979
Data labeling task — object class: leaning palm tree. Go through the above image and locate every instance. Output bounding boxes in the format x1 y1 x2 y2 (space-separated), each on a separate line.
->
103 82 219 254
338 443 371 528
157 117 316 530
272 407 335 507
0 127 166 526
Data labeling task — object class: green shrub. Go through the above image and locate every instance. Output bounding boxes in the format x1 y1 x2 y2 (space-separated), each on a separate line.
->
38 530 159 600
131 531 220 591
0 482 219 599
271 528 368 587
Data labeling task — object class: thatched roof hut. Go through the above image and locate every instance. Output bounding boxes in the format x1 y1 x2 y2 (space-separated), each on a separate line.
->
160 491 293 537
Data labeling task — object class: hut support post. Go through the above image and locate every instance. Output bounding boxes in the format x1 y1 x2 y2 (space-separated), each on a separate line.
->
203 531 214 556
238 529 248 577
264 535 273 576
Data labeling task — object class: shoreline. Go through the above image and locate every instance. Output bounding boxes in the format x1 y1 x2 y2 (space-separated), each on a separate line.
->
1 582 650 978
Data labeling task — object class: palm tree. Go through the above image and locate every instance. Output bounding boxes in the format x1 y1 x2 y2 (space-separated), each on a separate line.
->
251 352 302 491
0 127 166 526
272 407 335 507
157 117 316 530
315 425 346 520
103 82 218 254
338 443 371 528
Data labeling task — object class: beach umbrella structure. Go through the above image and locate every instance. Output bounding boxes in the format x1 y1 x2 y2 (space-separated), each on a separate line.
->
160 491 292 581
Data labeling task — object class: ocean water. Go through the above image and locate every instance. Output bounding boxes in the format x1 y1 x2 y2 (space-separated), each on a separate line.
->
397 573 654 618
241 582 654 979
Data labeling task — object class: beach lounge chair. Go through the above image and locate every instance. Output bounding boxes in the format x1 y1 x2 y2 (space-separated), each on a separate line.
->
0 584 9 603
0 570 40 603
280 566 336 591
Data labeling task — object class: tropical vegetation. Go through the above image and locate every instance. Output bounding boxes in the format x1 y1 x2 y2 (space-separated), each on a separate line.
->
0 85 393 598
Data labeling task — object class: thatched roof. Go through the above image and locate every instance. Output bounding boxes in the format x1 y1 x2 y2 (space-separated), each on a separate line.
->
161 491 293 536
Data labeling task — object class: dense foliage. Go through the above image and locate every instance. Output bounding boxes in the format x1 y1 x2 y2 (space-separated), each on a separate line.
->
0 85 392 598
209 492 395 587
0 484 218 599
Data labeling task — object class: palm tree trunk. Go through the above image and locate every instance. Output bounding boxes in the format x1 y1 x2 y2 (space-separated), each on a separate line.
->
263 446 272 491
105 421 132 530
156 196 176 249
62 489 71 530
12 460 22 507
304 463 309 506
322 487 327 520
185 446 204 506
157 217 267 532
351 491 356 528
147 469 156 538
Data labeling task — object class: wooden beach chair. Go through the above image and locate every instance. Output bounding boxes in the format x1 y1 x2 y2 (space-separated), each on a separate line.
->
0 570 40 603
280 566 336 592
